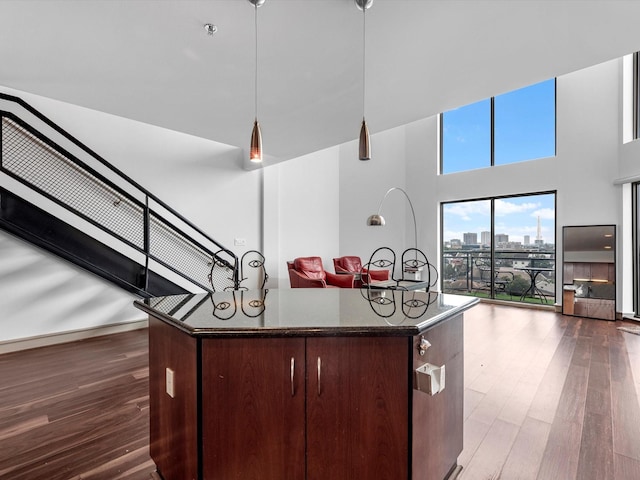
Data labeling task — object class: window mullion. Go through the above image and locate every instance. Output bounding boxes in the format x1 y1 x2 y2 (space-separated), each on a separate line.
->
490 96 495 167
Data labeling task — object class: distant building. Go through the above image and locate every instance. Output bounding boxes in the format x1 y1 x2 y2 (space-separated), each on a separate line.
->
481 231 491 246
450 239 462 248
495 234 509 244
463 232 477 245
524 235 530 245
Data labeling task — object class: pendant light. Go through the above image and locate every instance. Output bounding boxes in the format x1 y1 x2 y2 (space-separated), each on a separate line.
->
248 0 266 163
356 0 373 161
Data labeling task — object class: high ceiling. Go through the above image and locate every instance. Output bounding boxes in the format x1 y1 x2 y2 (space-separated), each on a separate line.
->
2 0 640 165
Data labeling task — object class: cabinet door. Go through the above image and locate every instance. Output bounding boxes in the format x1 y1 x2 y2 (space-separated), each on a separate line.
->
608 263 615 283
590 263 609 281
306 336 410 480
412 314 464 480
202 337 306 480
573 263 591 280
563 263 574 283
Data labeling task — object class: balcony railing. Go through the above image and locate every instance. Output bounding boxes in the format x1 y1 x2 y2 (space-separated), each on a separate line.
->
442 248 556 305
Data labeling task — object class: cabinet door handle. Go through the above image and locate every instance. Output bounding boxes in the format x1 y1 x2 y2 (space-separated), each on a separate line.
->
317 356 322 396
290 357 295 397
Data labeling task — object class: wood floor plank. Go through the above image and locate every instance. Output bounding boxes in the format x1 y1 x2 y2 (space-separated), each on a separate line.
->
458 418 519 480
610 329 640 462
499 416 550 480
576 411 614 480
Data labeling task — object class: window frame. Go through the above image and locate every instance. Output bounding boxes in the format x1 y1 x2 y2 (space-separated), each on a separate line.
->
440 190 557 302
633 182 639 316
634 52 640 140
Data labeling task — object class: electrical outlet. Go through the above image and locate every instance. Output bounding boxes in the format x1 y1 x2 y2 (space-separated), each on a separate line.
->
166 367 175 398
234 238 247 246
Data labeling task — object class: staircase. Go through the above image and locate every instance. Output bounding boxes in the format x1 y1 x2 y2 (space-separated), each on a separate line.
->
0 93 238 299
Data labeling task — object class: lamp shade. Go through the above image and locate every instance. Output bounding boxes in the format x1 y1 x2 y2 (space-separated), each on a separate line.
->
359 119 371 161
366 214 385 226
250 119 262 163
366 187 417 249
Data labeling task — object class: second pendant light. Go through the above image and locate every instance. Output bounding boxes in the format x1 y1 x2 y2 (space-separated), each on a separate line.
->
357 0 372 161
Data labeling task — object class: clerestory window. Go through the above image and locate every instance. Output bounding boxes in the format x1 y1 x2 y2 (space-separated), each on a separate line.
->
441 79 556 174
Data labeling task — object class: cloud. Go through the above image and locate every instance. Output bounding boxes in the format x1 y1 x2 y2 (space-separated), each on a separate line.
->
494 198 540 216
532 208 555 220
443 201 490 221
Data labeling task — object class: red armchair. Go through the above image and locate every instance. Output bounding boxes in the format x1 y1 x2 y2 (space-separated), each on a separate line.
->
333 256 389 287
288 257 355 288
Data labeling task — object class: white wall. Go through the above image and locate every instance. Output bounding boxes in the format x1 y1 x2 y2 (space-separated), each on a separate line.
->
0 230 143 348
338 126 408 260
338 58 628 309
265 147 340 287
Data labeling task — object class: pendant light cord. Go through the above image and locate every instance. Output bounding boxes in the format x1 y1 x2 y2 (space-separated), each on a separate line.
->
362 4 366 121
254 3 259 122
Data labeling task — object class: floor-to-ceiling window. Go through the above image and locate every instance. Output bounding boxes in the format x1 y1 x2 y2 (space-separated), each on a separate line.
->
441 192 556 305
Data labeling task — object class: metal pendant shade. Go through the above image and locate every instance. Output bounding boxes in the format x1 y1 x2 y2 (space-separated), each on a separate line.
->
359 119 370 161
366 213 384 226
250 119 262 163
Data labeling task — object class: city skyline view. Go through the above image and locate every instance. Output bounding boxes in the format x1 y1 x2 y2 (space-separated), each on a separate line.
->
442 193 555 246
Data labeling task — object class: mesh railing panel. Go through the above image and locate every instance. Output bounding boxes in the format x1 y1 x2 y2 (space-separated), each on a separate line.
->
148 294 191 315
150 212 228 291
1 117 145 248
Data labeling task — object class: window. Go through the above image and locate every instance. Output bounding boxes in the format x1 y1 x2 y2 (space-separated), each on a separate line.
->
441 100 491 174
441 192 556 304
441 79 556 174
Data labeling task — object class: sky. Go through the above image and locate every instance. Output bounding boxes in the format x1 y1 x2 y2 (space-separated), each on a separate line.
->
442 78 556 174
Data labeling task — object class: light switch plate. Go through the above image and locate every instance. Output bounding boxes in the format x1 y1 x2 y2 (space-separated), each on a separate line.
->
166 367 175 398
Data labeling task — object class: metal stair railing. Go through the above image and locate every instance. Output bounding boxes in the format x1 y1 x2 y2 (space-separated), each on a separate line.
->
0 93 238 296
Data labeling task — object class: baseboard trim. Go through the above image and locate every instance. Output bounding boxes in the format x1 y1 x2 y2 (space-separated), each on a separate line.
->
0 318 148 355
478 298 555 311
444 464 463 480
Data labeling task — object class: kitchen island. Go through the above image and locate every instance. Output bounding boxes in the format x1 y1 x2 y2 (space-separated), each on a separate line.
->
134 288 478 480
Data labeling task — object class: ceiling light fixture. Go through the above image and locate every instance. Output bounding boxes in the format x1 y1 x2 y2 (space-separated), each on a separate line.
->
204 23 218 36
248 0 266 163
355 0 373 161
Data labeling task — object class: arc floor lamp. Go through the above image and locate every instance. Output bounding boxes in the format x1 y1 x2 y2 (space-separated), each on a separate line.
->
366 187 418 250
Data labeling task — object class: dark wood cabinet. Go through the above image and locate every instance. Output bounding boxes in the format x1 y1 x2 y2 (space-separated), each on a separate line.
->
139 290 476 480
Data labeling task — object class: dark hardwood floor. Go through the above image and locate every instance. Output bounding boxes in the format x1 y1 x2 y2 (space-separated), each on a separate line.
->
0 303 639 479
0 330 157 480
460 303 640 480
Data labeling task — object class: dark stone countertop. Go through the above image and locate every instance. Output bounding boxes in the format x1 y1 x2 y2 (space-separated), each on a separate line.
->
134 288 478 338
